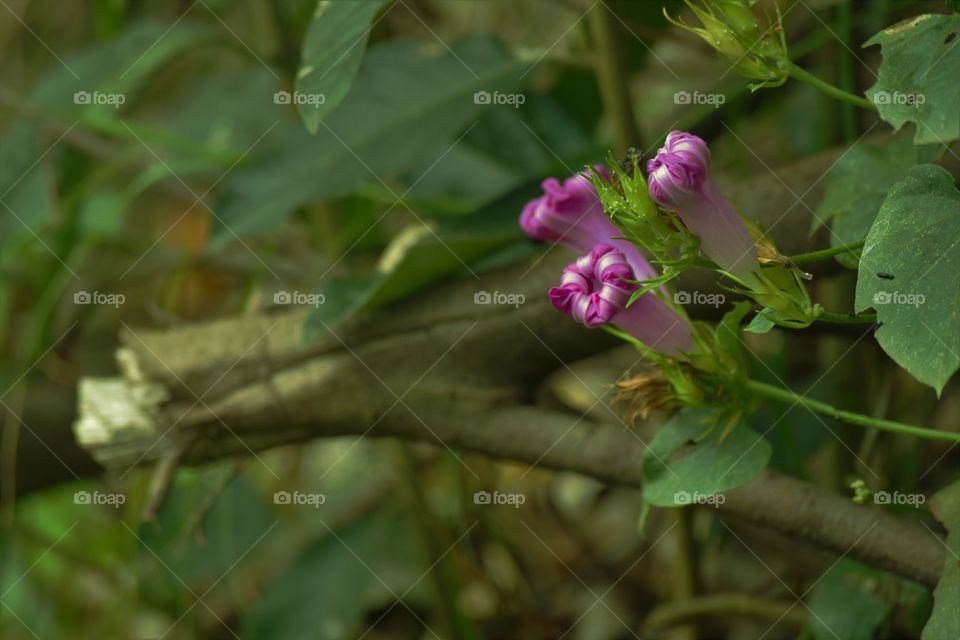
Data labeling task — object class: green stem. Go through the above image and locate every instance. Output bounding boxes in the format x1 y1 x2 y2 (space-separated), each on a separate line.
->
786 61 876 111
589 2 641 153
815 310 876 324
836 0 857 141
746 380 960 443
789 239 865 265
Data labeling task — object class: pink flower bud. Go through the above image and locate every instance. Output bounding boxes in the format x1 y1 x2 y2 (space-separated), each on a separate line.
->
647 131 759 284
548 244 693 358
521 167 657 281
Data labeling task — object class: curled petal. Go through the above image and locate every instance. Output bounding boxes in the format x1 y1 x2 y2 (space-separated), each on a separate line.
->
646 131 711 206
549 244 694 357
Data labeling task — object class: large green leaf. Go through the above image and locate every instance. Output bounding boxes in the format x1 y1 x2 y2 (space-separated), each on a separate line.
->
0 123 56 244
295 0 390 132
641 408 771 513
865 14 960 144
212 36 528 244
163 67 283 156
30 21 214 115
241 509 424 640
137 467 275 588
401 91 598 215
922 478 960 640
814 135 934 268
855 164 960 395
807 559 891 640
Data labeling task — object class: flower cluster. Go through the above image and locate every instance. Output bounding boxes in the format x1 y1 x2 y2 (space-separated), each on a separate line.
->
520 167 695 359
520 130 814 364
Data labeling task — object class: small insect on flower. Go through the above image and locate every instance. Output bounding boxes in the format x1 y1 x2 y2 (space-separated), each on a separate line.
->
608 147 643 197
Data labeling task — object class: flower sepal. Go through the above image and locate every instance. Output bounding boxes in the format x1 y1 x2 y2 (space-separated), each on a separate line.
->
590 154 697 262
737 267 816 328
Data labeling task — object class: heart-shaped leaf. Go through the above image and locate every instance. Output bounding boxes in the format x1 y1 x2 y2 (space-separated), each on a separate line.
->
855 164 960 395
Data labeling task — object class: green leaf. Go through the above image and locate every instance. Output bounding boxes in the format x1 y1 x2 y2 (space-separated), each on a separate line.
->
30 21 214 114
807 559 891 640
744 309 776 334
0 123 56 245
138 467 275 588
865 14 960 144
305 273 385 333
714 301 753 356
402 92 597 215
165 67 283 156
641 408 771 513
922 478 960 640
241 509 424 640
855 164 960 395
296 0 389 133
213 36 529 244
814 135 934 268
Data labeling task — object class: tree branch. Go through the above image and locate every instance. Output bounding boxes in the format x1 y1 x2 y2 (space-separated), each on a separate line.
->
73 253 946 587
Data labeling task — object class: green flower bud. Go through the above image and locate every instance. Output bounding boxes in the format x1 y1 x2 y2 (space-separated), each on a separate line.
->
665 0 789 88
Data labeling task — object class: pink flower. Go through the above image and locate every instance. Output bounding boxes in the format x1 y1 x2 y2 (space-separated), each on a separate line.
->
548 244 693 358
521 167 657 281
647 131 759 284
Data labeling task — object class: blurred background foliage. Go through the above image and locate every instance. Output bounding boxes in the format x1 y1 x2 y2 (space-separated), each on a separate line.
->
0 0 956 638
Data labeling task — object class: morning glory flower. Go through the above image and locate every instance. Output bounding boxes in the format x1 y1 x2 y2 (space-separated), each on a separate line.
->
548 244 694 358
647 131 761 287
521 167 658 281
